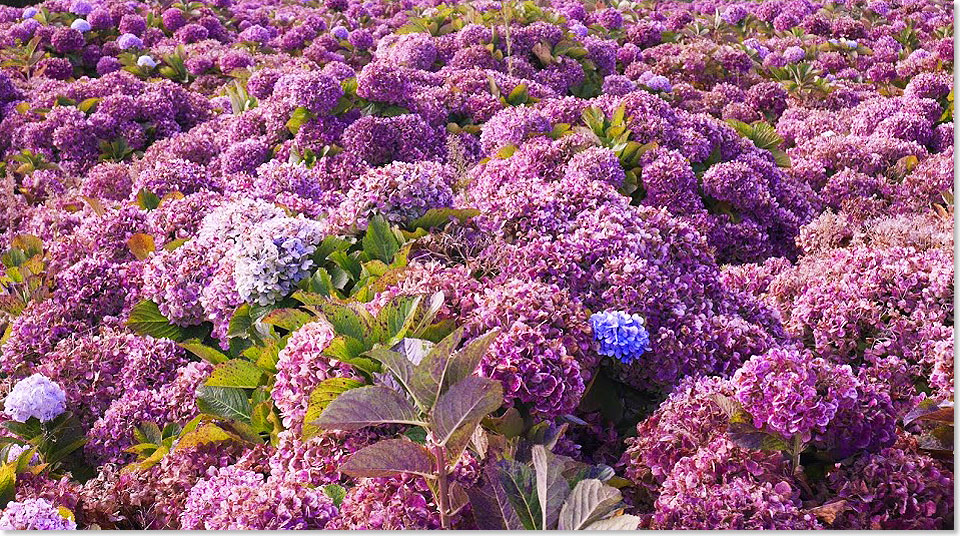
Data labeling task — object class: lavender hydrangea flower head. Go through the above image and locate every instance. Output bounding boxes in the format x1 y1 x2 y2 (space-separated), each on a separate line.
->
721 5 747 24
783 46 805 63
4 373 67 423
590 311 652 364
116 33 143 50
69 0 93 15
0 498 76 530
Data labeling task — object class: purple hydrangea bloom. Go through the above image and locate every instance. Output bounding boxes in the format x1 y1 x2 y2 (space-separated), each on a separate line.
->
0 498 76 530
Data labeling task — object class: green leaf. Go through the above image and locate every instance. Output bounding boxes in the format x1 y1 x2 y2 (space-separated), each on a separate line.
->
378 295 422 343
127 300 187 340
175 422 236 451
323 484 346 507
584 515 641 530
136 188 161 210
179 339 230 364
557 479 623 530
468 463 526 530
205 360 265 389
408 328 464 411
444 329 499 391
340 438 435 479
533 445 570 530
362 215 401 264
136 421 162 445
430 376 503 459
302 377 364 438
261 308 312 332
286 106 315 134
195 386 252 422
498 459 541 530
318 303 366 342
1 419 42 441
409 208 480 230
313 385 424 431
322 337 380 373
0 464 17 508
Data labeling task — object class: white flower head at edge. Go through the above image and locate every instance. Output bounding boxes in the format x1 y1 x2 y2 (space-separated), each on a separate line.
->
4 374 66 423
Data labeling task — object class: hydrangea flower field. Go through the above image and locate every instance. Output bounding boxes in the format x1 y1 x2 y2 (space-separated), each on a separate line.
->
0 0 953 529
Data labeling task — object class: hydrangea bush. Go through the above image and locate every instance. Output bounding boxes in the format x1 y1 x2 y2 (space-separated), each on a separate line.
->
0 0 952 529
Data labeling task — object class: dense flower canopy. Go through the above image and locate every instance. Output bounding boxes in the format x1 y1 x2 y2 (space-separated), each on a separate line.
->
0 0 952 530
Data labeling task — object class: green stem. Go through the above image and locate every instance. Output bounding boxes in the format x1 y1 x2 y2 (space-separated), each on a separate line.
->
433 444 450 529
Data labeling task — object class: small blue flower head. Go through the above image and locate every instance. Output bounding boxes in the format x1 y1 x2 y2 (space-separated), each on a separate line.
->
331 26 349 41
71 18 92 32
4 374 66 423
22 7 38 19
116 33 143 50
137 55 157 68
569 23 588 38
590 311 651 364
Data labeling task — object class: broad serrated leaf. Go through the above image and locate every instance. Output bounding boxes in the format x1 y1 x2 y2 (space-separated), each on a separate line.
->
302 377 364 438
175 422 235 451
126 233 155 260
0 463 14 508
341 438 435 479
444 329 499 391
378 295 421 343
584 514 641 530
127 300 187 340
409 328 465 411
468 463 526 530
261 308 312 332
313 385 423 430
362 215 401 263
179 339 230 364
533 445 570 530
195 385 252 422
205 360 264 389
430 376 503 459
409 208 480 230
497 459 541 530
557 479 623 530
322 336 380 373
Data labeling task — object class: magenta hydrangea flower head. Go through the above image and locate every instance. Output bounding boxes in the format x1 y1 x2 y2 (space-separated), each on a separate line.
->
0 498 76 530
733 347 858 443
4 373 66 423
590 311 651 364
721 5 747 24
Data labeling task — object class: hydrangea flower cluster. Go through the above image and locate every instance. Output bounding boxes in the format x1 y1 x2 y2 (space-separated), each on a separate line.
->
4 374 66 423
590 311 651 364
0 0 952 529
0 498 76 530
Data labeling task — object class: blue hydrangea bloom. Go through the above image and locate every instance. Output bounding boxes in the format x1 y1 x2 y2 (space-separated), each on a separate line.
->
590 311 651 364
4 374 66 423
116 33 143 50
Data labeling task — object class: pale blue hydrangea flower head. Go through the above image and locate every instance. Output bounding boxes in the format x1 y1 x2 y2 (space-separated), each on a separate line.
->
590 311 651 364
4 374 66 423
116 33 143 50
233 217 327 306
